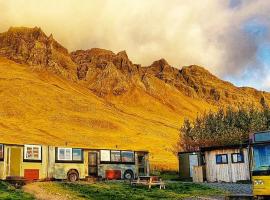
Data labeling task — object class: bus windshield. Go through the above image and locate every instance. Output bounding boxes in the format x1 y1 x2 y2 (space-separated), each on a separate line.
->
253 144 270 171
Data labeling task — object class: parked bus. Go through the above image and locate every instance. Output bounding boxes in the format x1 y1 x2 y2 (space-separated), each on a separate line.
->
0 143 150 182
250 131 270 198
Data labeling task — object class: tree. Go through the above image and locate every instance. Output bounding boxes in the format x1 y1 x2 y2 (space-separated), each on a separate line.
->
179 105 270 151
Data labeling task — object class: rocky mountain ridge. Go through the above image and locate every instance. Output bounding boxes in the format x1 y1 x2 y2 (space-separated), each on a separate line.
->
0 26 269 108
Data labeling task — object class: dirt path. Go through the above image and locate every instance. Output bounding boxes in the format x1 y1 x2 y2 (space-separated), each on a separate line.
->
23 182 83 200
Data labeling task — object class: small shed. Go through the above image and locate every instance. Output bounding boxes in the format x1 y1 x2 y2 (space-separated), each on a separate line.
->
201 144 250 183
178 151 202 180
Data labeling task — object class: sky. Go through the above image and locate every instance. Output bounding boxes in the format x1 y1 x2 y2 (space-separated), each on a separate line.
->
0 0 270 91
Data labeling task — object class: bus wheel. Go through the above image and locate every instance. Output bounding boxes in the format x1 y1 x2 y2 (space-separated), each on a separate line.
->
67 170 79 182
124 170 134 180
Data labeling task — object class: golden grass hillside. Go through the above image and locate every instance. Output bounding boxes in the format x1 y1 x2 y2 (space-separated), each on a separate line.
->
0 57 216 170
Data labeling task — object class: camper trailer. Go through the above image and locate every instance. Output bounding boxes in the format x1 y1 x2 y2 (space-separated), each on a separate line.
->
0 143 150 181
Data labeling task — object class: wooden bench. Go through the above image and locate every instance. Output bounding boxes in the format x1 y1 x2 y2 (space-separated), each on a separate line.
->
131 176 165 189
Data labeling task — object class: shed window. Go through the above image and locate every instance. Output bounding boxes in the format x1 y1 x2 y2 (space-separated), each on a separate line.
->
100 150 111 162
111 150 121 162
121 151 134 163
232 153 244 163
24 145 42 161
216 154 228 164
0 144 3 161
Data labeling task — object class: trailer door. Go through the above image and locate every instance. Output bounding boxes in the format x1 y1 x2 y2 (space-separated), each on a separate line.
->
9 147 22 176
88 152 98 176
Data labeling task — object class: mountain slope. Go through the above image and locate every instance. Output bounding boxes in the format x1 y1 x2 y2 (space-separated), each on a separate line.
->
0 27 270 170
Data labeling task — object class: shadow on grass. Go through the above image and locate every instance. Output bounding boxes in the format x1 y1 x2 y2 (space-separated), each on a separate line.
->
58 181 225 200
0 181 34 200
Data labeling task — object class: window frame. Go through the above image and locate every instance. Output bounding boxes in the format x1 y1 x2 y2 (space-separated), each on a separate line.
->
0 144 4 161
23 145 42 163
216 154 228 164
100 150 135 164
231 153 244 164
55 147 83 163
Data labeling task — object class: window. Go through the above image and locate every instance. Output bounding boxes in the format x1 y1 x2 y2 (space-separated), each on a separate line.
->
232 153 244 163
57 148 83 162
254 131 270 142
253 144 270 171
0 144 3 161
73 149 83 161
111 150 121 162
100 150 110 162
24 145 42 161
100 150 135 164
121 151 134 163
58 148 72 160
216 154 228 164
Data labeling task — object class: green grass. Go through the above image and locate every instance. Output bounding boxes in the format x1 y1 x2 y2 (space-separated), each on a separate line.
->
58 181 225 200
0 181 34 200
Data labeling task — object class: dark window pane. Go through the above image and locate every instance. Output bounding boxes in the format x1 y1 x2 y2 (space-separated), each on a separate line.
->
121 151 134 162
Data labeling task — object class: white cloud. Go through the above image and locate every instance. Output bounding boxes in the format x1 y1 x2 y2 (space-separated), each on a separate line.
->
0 0 270 89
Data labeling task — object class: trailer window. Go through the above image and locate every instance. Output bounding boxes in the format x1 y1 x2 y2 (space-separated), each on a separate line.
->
121 151 134 163
111 150 121 162
100 150 110 162
216 154 228 164
232 153 244 163
73 149 83 161
24 145 42 161
0 144 3 161
58 148 72 161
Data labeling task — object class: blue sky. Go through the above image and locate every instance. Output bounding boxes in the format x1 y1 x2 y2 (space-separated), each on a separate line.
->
225 8 270 90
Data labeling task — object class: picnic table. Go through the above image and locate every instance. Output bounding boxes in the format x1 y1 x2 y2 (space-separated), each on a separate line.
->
130 176 165 189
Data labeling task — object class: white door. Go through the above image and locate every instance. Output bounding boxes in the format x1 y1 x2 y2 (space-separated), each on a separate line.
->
189 154 198 177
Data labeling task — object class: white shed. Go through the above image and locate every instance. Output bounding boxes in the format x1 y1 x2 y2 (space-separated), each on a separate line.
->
201 145 250 183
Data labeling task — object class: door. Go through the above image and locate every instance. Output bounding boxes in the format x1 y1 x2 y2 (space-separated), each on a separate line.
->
189 154 198 177
88 152 98 176
137 152 148 176
10 147 21 176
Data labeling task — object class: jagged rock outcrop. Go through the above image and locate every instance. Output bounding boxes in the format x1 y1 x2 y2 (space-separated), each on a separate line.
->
0 26 269 107
71 48 140 96
0 27 77 79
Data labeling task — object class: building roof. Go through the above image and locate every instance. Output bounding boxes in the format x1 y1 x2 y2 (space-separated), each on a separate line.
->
200 143 248 152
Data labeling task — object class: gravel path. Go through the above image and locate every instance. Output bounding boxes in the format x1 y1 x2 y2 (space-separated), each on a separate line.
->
200 183 252 195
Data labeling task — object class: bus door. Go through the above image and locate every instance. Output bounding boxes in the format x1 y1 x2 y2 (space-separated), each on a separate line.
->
137 152 149 176
88 152 98 177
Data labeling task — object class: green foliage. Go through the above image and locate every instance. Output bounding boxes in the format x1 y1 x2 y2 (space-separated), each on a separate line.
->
59 181 224 200
0 181 34 200
179 105 270 151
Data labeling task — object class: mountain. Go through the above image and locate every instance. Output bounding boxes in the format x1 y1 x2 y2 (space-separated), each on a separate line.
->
0 27 269 170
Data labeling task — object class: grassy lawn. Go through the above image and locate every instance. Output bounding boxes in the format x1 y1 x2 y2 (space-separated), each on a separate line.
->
55 181 226 200
0 181 34 200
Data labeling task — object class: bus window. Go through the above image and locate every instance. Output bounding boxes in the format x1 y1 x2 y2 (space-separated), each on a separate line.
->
100 150 110 162
121 151 134 163
111 151 121 162
253 144 270 171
